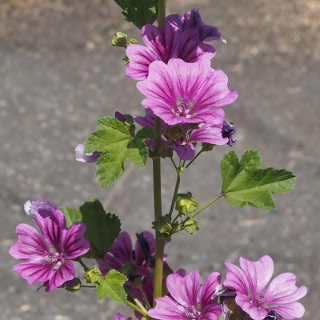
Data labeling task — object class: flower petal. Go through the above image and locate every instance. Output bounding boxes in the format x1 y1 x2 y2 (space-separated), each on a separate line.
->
235 293 268 320
200 272 221 307
263 272 307 305
61 222 90 259
47 260 75 292
9 224 49 261
224 262 249 295
166 270 200 308
239 255 274 300
148 296 186 320
13 261 54 285
24 200 58 220
270 302 305 319
171 143 195 160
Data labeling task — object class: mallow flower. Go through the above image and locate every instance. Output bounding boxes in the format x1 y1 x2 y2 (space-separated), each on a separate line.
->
126 9 221 80
137 58 237 126
148 270 222 320
24 200 58 220
75 143 102 163
224 255 307 320
9 207 90 292
97 231 157 277
114 313 132 320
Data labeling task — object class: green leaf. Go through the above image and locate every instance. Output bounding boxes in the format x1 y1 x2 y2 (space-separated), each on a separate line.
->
114 0 158 29
84 117 150 187
221 149 296 210
96 269 127 302
61 199 121 258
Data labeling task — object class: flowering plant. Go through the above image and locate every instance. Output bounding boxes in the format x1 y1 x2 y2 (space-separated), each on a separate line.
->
9 1 306 320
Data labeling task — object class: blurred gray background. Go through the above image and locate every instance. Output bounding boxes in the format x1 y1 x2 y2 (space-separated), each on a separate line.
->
1 0 319 319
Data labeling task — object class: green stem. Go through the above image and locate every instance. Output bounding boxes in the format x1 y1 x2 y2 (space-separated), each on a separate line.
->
139 288 152 310
168 160 183 217
190 194 223 218
125 300 148 317
76 258 89 271
80 285 95 288
125 287 148 314
152 0 166 304
186 149 204 169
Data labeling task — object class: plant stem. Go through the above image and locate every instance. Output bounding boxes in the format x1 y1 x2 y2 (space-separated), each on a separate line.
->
190 194 223 218
125 300 148 317
125 287 148 314
186 149 204 169
76 258 89 271
168 160 183 217
157 0 166 28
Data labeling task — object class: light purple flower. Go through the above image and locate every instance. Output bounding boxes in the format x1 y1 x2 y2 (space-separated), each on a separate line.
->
137 58 237 127
97 231 157 277
9 208 90 292
148 270 222 320
224 255 307 320
114 313 133 320
126 10 219 80
75 144 102 163
168 8 226 42
24 200 58 220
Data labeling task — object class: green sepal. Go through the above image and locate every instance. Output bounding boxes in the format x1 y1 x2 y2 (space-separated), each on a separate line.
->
112 32 138 48
221 149 296 210
83 265 102 284
96 269 128 302
175 192 199 216
61 199 121 259
84 117 150 187
183 217 199 234
114 0 158 29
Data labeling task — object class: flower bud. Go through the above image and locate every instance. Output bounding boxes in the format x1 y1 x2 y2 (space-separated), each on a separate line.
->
83 265 102 284
175 192 199 216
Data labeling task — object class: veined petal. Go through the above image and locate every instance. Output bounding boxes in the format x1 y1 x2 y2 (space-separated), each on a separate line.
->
61 222 90 259
108 231 133 264
189 124 228 145
224 262 248 295
171 143 195 160
166 270 200 308
148 296 186 320
126 44 158 80
201 305 222 320
270 302 305 319
13 261 55 285
235 293 268 320
36 209 66 251
263 273 307 305
47 260 75 292
24 200 58 220
239 255 274 300
200 272 221 307
9 224 49 261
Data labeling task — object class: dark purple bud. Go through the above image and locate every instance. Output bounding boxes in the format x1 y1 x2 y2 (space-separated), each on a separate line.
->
222 121 236 147
115 111 128 122
136 232 155 268
264 310 282 320
75 144 102 163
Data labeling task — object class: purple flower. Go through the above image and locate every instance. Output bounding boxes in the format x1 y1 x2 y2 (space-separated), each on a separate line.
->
9 208 90 292
168 8 226 42
24 200 58 220
222 121 236 146
137 58 237 127
97 231 156 277
126 10 219 80
114 313 133 320
148 270 222 320
224 256 307 320
75 144 102 163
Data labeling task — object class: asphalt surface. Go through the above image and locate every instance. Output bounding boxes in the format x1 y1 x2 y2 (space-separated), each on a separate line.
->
0 0 319 319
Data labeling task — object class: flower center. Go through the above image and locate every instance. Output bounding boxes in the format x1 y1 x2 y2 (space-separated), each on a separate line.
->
43 251 65 268
185 305 202 320
172 98 196 119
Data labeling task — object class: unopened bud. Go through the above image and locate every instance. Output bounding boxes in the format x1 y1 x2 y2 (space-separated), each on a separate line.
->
175 192 199 216
83 265 102 284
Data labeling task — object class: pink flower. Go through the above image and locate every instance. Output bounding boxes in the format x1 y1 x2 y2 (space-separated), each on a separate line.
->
9 208 90 291
24 200 58 220
114 313 133 320
224 256 307 320
137 58 237 126
126 9 220 80
148 270 222 320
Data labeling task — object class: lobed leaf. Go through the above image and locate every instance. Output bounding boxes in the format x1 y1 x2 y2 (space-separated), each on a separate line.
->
221 150 296 210
61 199 121 258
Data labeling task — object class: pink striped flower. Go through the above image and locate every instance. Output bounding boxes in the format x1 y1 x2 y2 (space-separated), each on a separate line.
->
137 58 237 126
224 256 307 320
9 206 90 292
